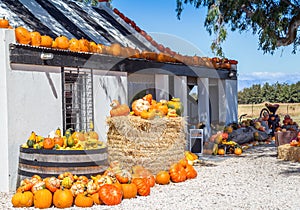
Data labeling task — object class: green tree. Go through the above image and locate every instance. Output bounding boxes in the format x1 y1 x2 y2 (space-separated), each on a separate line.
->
176 0 300 56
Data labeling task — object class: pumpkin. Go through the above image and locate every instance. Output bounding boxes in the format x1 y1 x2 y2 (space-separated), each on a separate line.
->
15 26 31 44
89 41 100 53
40 35 53 48
132 178 150 196
11 191 34 207
140 109 156 120
110 100 130 117
68 38 80 52
121 183 137 199
90 192 103 205
178 158 188 168
131 99 150 116
53 136 64 147
156 102 168 115
218 148 225 155
54 36 70 50
185 164 198 179
86 180 100 195
77 175 89 185
146 175 155 187
31 181 45 194
74 193 94 208
109 43 122 56
0 17 9 28
234 147 243 155
169 163 187 183
43 137 55 149
53 188 74 208
155 171 170 185
33 189 52 209
30 31 41 46
98 184 123 206
78 38 90 52
44 177 60 193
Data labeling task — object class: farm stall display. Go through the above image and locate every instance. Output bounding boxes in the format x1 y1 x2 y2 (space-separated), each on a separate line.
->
0 0 238 192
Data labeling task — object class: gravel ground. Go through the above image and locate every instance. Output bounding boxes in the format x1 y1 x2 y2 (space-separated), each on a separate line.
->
2 142 300 210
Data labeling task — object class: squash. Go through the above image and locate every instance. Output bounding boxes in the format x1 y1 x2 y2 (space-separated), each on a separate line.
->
11 191 34 207
109 43 122 56
16 178 33 193
31 181 45 194
44 176 60 193
131 99 150 116
53 188 74 209
33 189 52 209
78 38 90 52
218 148 225 155
185 164 197 179
15 26 31 44
110 100 130 117
234 147 242 155
167 98 183 116
90 192 103 205
140 109 156 120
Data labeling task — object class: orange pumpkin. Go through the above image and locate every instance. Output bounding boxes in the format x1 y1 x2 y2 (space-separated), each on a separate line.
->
43 137 55 149
16 178 33 193
72 131 85 142
109 43 122 56
185 164 197 179
30 31 41 46
140 109 156 120
155 171 170 185
53 188 74 209
54 36 69 50
98 184 123 206
74 193 94 208
33 189 52 209
218 148 225 155
15 26 31 44
11 191 34 207
132 178 150 196
0 17 9 28
69 38 80 52
234 147 243 155
121 183 137 199
78 38 90 52
146 175 155 187
169 163 187 183
40 35 53 48
90 192 103 205
89 41 100 53
53 136 64 147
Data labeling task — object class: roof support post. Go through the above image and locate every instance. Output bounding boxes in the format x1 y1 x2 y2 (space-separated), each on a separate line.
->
197 78 211 140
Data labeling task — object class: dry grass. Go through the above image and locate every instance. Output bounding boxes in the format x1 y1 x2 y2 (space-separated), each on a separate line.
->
238 103 300 124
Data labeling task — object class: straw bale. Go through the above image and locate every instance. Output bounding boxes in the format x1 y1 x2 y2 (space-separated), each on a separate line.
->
106 116 187 173
278 144 300 162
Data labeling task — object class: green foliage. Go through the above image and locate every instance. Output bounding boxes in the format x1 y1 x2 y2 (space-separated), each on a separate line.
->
176 0 300 56
238 82 300 104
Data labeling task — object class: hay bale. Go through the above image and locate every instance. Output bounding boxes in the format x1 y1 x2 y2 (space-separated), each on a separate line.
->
106 116 187 174
278 144 300 162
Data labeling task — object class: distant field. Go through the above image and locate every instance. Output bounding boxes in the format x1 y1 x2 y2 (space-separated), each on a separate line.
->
238 103 300 123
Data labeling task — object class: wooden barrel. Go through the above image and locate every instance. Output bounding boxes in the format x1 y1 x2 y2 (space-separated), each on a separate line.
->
17 147 108 185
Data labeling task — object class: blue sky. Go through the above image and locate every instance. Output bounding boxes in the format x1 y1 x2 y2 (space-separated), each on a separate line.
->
112 0 300 89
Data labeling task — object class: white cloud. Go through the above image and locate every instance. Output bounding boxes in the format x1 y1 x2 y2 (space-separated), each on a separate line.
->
238 72 300 83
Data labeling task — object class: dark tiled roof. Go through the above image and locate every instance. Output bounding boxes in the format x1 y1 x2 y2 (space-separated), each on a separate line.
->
0 0 157 51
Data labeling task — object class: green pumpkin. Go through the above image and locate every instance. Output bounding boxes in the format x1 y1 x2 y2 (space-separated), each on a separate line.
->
26 139 35 148
167 98 184 116
33 143 42 149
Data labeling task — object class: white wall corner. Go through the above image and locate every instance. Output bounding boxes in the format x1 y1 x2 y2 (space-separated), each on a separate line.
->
155 74 169 101
197 78 210 140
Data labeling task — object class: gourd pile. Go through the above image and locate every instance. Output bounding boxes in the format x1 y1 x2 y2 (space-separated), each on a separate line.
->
0 17 237 69
110 93 183 119
209 127 243 156
21 126 105 150
12 154 199 208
